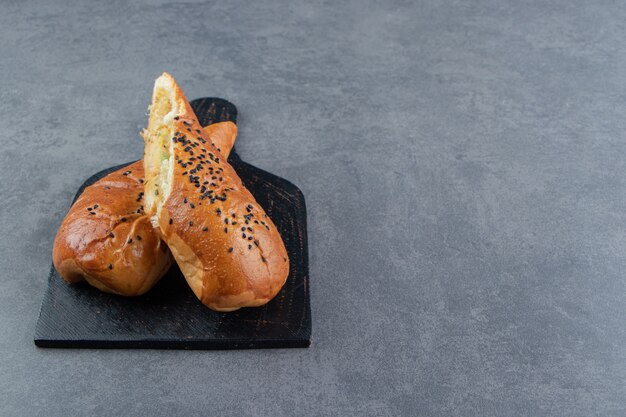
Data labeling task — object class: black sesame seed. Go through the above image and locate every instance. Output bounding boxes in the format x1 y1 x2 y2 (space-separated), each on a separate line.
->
248 236 253 241
248 244 252 250
137 235 142 240
121 217 127 222
232 221 237 225
242 233 246 238
109 233 115 238
228 247 233 253
190 203 195 209
224 227 228 233
188 221 193 226
89 211 96 215
86 207 92 211
127 238 133 244
241 227 246 231
93 204 99 209
169 218 173 225
108 264 113 269
202 226 208 232
216 208 221 215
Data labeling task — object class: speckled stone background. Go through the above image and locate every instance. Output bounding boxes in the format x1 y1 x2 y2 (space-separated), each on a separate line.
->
1 0 625 416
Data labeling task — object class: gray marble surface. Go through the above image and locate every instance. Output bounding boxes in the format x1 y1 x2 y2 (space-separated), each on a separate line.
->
1 0 625 415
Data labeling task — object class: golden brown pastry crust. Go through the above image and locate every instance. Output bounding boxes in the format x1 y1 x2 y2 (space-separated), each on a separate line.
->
52 122 237 296
52 160 172 296
143 73 289 311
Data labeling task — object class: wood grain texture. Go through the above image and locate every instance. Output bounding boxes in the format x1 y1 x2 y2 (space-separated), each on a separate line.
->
34 98 311 349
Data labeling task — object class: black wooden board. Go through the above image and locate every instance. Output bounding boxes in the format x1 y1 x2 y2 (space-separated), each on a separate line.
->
35 98 311 349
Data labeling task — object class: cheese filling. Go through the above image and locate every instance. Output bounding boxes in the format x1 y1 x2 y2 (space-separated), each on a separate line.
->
143 86 176 226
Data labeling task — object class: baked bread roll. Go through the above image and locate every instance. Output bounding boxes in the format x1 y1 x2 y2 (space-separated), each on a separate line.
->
53 121 237 296
142 73 289 311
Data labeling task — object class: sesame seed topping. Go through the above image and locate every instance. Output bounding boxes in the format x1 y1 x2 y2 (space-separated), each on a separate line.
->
108 264 113 269
228 247 233 253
